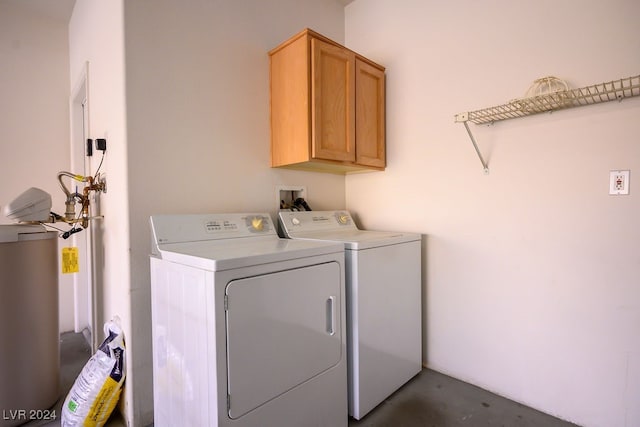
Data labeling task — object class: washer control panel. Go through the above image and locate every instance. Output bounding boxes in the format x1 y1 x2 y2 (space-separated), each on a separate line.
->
279 210 356 234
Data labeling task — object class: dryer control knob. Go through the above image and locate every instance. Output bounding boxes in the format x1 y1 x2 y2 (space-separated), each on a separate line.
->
338 214 349 224
251 217 264 231
292 217 301 225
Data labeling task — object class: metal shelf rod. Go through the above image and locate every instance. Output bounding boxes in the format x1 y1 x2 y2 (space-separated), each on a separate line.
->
463 121 489 174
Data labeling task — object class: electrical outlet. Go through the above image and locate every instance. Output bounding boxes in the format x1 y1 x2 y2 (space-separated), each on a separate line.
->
609 170 630 195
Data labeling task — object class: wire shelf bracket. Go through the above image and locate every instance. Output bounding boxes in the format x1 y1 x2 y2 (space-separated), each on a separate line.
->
455 74 640 174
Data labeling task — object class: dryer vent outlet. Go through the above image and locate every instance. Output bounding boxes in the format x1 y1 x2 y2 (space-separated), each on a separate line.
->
276 185 307 210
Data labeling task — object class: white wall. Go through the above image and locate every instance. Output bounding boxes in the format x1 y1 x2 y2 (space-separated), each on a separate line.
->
0 1 74 332
345 1 640 426
68 0 131 418
122 1 348 424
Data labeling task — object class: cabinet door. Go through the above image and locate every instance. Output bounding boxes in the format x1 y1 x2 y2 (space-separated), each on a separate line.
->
355 58 386 168
311 38 356 162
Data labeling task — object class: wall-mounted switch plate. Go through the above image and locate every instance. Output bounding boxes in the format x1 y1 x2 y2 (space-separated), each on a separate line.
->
609 170 630 195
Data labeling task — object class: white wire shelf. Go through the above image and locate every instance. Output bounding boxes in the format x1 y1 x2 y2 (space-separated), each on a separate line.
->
455 74 640 173
456 74 640 125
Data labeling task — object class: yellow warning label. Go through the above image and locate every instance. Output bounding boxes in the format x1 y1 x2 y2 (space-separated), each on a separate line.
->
62 247 79 274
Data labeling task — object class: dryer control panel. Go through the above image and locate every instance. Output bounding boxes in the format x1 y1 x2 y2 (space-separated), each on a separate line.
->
204 215 271 234
279 211 356 234
150 213 274 254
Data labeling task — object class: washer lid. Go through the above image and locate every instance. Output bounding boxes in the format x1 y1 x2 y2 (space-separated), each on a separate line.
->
0 224 55 243
282 229 420 250
279 210 420 250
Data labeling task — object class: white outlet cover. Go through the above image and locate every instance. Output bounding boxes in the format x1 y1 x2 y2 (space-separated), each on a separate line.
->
609 170 630 195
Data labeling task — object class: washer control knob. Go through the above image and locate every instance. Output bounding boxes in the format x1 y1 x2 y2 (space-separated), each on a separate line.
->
292 217 301 225
338 214 349 224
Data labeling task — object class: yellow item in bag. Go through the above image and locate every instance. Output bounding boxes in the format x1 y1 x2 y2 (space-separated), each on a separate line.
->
61 318 126 427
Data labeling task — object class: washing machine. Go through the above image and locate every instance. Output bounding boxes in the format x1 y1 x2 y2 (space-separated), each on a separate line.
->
149 213 347 427
278 210 422 420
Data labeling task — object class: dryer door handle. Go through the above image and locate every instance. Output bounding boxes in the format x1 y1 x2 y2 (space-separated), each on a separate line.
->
326 296 336 336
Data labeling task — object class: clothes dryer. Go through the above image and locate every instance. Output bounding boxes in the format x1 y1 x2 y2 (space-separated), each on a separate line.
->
150 213 347 427
279 210 422 420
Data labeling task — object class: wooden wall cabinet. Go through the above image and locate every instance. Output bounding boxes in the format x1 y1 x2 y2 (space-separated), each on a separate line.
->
269 28 385 173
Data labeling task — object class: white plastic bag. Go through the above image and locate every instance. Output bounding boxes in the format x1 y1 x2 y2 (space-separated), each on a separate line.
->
61 318 126 427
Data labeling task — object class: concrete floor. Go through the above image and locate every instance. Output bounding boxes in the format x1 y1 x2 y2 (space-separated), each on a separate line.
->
26 332 579 427
348 370 579 427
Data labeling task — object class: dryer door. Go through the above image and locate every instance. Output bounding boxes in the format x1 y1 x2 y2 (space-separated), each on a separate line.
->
225 261 342 419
